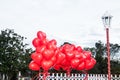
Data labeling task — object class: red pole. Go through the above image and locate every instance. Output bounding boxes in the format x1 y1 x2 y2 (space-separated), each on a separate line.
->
106 28 111 80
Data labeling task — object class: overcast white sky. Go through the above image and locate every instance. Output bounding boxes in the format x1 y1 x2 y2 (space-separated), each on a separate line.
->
0 0 120 49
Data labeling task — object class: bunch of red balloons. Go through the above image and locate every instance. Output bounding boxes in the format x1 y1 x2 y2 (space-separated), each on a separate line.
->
53 44 96 72
29 31 96 79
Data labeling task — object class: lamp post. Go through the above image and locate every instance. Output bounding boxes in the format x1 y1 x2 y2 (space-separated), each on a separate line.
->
102 12 112 80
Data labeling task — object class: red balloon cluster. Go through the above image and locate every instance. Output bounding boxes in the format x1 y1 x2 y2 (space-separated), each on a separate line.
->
29 31 57 71
53 44 96 72
29 31 96 78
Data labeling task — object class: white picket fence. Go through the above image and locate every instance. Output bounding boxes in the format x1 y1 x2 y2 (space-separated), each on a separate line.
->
20 73 120 80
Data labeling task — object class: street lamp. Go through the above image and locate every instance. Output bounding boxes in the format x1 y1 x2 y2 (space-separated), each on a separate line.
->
102 12 112 80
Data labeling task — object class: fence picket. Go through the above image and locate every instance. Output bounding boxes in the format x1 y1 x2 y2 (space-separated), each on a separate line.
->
18 73 120 80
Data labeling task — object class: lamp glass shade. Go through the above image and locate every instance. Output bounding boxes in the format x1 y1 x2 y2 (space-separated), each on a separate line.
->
102 12 112 28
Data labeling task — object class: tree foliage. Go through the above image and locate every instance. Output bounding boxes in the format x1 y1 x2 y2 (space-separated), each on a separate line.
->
85 41 120 74
0 29 33 80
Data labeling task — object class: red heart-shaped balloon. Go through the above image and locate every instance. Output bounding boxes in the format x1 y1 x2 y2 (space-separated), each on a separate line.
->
47 42 57 50
37 31 46 40
76 46 83 52
85 58 96 70
41 60 53 71
83 51 92 59
35 54 43 65
66 51 75 61
29 61 40 71
31 52 37 59
91 58 96 65
74 50 83 59
78 53 86 63
51 56 57 64
62 44 75 53
49 39 57 45
71 58 80 69
61 58 70 66
31 53 43 65
56 52 66 64
77 62 85 70
42 49 54 60
40 39 49 45
32 38 41 47
53 64 61 70
36 45 46 53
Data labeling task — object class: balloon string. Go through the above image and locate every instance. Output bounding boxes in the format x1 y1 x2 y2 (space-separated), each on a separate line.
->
43 70 49 80
32 72 40 80
82 70 88 80
66 67 71 77
31 71 49 80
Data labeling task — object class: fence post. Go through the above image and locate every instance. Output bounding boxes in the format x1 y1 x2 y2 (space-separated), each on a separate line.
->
18 71 21 80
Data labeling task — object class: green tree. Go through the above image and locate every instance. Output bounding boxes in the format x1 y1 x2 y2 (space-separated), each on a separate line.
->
0 29 32 80
84 41 107 73
110 43 120 59
85 41 120 74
